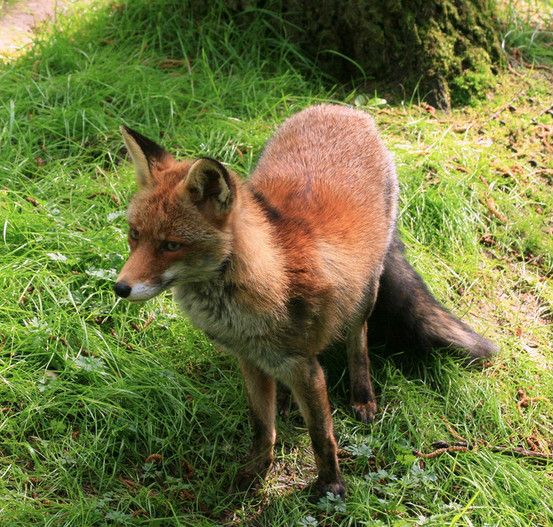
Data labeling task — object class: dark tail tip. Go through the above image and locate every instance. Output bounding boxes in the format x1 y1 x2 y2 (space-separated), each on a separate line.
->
458 332 498 366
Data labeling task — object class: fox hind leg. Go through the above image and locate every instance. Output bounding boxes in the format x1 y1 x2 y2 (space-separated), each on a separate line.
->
347 320 378 423
347 271 381 424
276 381 295 417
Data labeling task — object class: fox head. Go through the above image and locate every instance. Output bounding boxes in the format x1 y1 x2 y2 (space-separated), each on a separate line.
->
114 127 237 301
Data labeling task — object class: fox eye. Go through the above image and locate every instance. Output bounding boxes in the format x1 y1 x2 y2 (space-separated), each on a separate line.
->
161 241 183 252
129 228 139 240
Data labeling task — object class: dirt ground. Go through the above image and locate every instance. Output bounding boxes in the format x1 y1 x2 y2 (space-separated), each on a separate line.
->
0 0 87 58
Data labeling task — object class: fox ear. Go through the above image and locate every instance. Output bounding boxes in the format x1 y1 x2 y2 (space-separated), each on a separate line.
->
183 158 235 217
120 126 172 187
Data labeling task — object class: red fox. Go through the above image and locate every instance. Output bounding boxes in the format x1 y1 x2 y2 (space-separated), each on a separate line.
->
114 104 496 499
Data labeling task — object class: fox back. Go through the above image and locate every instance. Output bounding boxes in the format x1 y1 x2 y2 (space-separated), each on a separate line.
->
251 105 398 333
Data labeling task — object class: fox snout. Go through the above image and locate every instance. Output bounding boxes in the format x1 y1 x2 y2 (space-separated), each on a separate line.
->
113 279 168 301
114 240 181 302
114 258 171 301
114 281 132 298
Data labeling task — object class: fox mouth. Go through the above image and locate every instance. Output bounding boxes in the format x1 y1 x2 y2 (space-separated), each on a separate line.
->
115 258 228 301
114 278 175 302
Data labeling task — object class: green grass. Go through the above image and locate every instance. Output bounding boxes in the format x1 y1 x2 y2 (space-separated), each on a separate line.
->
1 1 552 525
502 0 553 65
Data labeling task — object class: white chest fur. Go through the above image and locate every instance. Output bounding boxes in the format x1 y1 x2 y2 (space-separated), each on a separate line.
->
172 282 296 375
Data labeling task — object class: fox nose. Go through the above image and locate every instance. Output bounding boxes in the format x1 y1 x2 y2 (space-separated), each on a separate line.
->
114 281 132 298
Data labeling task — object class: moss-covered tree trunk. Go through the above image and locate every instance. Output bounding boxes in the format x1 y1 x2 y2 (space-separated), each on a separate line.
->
229 0 503 108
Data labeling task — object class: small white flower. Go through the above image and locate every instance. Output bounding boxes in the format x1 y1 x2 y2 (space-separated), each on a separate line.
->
47 252 68 262
85 267 117 280
24 317 49 330
107 210 125 222
73 355 106 373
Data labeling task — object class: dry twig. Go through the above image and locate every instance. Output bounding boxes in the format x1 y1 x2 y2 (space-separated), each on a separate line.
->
413 439 553 462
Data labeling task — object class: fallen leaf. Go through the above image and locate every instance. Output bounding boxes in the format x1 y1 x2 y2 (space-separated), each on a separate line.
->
484 198 508 223
420 102 436 116
145 453 163 463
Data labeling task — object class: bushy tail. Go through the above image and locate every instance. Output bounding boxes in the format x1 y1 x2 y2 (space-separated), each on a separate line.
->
368 233 497 362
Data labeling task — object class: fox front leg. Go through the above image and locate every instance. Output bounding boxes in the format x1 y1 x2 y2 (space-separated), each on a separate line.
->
235 358 276 492
286 357 345 499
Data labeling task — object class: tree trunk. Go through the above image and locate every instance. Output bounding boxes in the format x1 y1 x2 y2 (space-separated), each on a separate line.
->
229 0 504 109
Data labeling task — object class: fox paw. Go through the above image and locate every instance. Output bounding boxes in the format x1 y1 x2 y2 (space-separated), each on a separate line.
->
309 478 346 501
234 469 262 493
351 400 377 424
233 458 272 493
